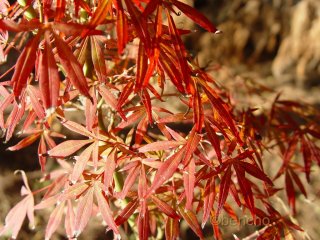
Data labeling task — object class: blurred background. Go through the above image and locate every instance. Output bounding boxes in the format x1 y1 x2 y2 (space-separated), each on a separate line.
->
1 0 320 239
183 1 320 239
184 0 320 105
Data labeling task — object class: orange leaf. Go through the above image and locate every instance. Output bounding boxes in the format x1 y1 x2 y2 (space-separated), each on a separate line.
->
285 171 296 214
48 139 93 158
11 32 41 98
181 127 200 166
85 87 98 131
116 0 128 54
94 184 119 234
192 90 204 132
139 140 183 153
55 0 66 21
301 136 312 182
91 37 107 81
183 157 195 210
202 83 242 144
115 199 139 226
0 195 34 239
159 49 185 93
166 11 191 93
239 161 273 185
204 120 222 162
104 150 117 192
141 5 163 88
0 171 34 239
74 187 94 237
141 90 153 124
88 0 113 27
7 132 41 151
0 19 42 32
54 34 91 99
114 107 145 131
142 0 161 17
116 81 134 110
147 146 186 197
135 41 148 91
59 118 96 138
65 200 75 238
178 205 203 239
124 0 150 48
138 208 150 240
99 85 126 120
202 178 216 226
59 182 89 202
38 135 47 172
165 216 180 240
39 31 60 109
45 201 65 240
171 0 218 33
138 165 148 200
71 143 94 183
234 163 255 218
217 165 232 216
289 169 307 197
27 85 46 120
35 195 60 210
118 165 140 199
151 195 179 219
52 22 96 36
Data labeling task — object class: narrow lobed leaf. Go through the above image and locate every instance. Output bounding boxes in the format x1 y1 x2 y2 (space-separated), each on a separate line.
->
48 139 94 158
11 33 41 98
54 34 91 99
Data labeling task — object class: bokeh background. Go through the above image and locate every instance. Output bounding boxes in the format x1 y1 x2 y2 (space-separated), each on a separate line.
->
1 0 320 239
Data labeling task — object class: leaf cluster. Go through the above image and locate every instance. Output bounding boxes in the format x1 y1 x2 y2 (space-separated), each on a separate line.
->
0 1 319 239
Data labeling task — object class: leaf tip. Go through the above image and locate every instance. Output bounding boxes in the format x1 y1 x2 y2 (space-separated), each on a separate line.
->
73 230 81 238
201 222 206 229
45 107 56 118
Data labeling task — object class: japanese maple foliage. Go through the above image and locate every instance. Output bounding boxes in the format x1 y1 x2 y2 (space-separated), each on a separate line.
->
0 0 320 240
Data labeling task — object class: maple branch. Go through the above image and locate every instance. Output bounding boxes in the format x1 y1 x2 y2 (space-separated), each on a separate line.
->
37 0 43 23
242 226 268 240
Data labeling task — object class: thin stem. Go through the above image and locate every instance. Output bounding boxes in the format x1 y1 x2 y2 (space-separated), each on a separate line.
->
0 64 15 79
242 226 268 240
37 0 43 23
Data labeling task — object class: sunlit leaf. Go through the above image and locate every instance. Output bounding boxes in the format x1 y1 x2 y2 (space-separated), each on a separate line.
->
139 140 183 153
11 33 41 98
94 184 119 234
115 199 139 226
91 37 107 81
48 139 93 158
45 201 65 240
178 205 203 239
147 146 186 196
71 143 94 183
39 31 60 109
165 216 180 240
54 34 91 99
74 187 94 237
116 0 128 54
171 0 218 33
183 157 195 210
7 132 41 151
217 165 232 216
151 195 179 219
